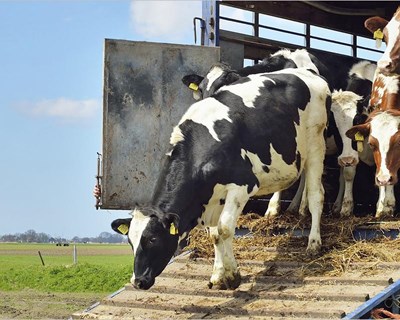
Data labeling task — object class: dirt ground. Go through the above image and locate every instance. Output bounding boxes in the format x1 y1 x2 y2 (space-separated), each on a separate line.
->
3 215 400 319
0 289 103 319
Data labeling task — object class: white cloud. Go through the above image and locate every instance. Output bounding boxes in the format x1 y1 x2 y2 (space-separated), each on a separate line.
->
130 1 202 43
15 98 101 121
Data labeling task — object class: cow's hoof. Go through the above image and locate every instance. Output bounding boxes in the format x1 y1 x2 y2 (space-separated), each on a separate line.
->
212 282 228 290
306 240 321 257
286 206 299 215
226 271 241 289
340 209 351 217
208 280 228 290
298 207 309 217
208 271 241 290
340 201 353 217
306 247 320 257
265 207 280 218
331 203 341 216
376 209 394 218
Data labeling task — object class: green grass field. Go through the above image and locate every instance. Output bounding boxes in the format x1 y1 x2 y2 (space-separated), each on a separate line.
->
0 242 133 293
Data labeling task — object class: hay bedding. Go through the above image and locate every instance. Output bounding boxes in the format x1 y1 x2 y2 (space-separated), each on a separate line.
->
186 212 400 277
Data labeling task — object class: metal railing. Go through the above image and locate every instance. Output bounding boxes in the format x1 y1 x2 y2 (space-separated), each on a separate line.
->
218 3 385 62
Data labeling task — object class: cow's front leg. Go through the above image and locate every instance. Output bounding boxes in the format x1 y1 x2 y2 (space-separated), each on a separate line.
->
332 168 345 215
340 166 356 217
376 185 395 218
208 186 251 290
208 226 240 290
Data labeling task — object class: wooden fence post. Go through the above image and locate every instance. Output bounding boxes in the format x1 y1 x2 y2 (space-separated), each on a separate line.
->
38 251 45 266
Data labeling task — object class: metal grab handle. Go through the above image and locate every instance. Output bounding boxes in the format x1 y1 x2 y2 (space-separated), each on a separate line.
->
193 17 206 45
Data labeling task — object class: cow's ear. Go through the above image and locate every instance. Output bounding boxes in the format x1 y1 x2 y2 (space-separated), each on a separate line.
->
364 16 388 35
182 74 204 91
223 71 240 85
160 213 180 236
353 113 368 126
111 218 132 235
346 123 370 141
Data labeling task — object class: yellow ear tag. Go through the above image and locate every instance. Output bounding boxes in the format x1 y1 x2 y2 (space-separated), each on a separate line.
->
355 132 364 142
169 222 179 235
373 28 384 40
117 224 129 235
189 83 199 91
373 29 383 48
355 132 364 153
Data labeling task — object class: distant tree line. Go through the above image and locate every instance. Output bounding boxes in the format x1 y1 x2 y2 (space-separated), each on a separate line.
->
0 229 126 244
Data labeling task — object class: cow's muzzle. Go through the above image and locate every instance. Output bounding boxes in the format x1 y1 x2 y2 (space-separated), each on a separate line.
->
338 156 358 167
376 174 397 186
133 276 155 290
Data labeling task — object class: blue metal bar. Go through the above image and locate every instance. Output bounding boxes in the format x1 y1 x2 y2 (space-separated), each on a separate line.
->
343 279 400 319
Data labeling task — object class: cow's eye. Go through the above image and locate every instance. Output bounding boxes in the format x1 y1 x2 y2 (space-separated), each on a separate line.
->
149 237 157 244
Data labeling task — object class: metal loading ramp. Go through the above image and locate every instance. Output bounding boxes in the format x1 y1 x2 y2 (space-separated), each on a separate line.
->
72 251 400 319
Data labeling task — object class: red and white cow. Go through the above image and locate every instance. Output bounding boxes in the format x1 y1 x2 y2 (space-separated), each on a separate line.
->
365 8 400 75
365 8 400 111
343 9 400 217
347 110 399 217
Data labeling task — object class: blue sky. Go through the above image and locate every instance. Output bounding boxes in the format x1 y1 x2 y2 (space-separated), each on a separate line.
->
0 1 201 238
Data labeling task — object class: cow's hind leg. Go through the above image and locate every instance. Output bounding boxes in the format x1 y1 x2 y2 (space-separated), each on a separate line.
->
287 172 306 214
305 131 325 255
209 185 252 290
264 191 281 218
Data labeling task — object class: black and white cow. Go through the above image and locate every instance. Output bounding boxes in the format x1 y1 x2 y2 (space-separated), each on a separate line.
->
182 48 364 219
330 90 375 216
329 61 378 216
182 49 324 100
182 48 325 217
112 67 330 290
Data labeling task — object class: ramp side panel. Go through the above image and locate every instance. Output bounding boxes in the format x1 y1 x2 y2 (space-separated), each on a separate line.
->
102 40 220 209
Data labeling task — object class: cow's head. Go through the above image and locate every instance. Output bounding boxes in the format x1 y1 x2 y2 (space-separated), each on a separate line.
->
112 208 180 290
182 62 240 100
346 110 400 186
365 8 400 75
331 90 363 167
